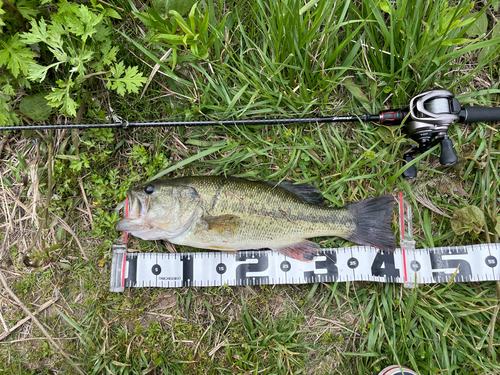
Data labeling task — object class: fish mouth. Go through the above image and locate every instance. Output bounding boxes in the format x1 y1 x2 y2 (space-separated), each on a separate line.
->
114 191 149 232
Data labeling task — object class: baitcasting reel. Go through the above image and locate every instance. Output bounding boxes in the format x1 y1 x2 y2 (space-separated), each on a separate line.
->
377 89 500 178
382 89 460 179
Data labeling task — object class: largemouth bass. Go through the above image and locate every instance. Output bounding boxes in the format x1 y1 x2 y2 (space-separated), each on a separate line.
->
115 176 396 261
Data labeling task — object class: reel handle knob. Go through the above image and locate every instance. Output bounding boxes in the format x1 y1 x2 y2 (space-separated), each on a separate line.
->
402 154 417 179
439 138 458 166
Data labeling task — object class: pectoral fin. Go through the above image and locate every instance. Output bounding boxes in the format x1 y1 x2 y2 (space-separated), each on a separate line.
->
271 240 320 262
205 215 242 235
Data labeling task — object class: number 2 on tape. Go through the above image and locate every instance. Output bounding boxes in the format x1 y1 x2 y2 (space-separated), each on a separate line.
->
236 252 269 285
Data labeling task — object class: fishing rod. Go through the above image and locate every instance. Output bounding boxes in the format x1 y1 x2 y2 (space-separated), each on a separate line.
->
3 89 500 178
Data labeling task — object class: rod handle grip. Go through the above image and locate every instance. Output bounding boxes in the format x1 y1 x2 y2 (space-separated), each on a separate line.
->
462 107 500 123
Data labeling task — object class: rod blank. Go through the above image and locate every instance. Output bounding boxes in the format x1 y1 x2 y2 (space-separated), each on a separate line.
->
1 114 381 131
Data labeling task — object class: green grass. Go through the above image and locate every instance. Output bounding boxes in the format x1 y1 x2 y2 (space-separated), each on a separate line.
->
1 0 500 374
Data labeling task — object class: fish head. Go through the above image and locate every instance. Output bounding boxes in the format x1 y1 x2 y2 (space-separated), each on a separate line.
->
114 181 201 240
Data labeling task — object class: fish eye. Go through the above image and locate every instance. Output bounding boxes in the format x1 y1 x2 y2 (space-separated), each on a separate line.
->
144 185 155 195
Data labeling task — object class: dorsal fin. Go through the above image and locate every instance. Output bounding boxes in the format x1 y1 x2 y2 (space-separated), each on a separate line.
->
266 181 325 206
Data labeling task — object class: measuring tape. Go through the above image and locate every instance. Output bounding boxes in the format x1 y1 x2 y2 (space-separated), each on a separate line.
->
109 193 500 292
109 243 500 292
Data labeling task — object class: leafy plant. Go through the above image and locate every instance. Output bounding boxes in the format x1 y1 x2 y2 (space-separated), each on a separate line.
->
18 92 51 121
0 0 147 124
0 0 39 124
20 1 146 117
133 1 216 63
0 33 34 79
450 205 485 235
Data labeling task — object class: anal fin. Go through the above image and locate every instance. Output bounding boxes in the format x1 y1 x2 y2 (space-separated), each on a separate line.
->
271 240 320 262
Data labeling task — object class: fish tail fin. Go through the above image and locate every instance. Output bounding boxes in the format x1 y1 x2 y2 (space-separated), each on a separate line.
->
345 195 396 252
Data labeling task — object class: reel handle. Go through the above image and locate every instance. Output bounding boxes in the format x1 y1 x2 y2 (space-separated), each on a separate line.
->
439 137 458 166
402 154 418 179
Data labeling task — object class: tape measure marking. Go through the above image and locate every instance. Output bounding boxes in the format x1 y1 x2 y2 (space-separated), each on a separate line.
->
109 244 500 291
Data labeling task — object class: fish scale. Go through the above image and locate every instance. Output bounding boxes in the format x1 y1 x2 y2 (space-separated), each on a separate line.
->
202 180 344 243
